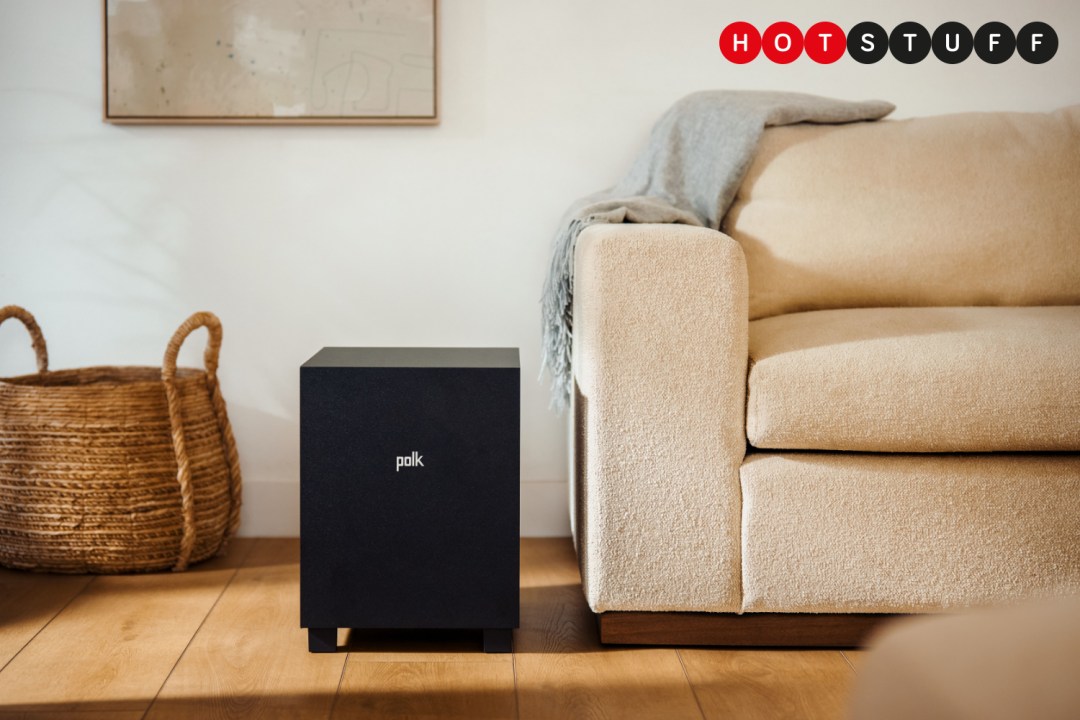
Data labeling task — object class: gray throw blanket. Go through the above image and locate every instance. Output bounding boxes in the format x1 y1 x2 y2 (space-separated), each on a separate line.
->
540 90 895 410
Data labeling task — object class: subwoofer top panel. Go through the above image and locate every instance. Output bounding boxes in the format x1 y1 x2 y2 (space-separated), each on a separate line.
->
302 347 520 370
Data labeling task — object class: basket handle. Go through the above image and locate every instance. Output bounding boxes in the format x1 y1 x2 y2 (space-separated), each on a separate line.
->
163 311 223 382
161 312 243 571
0 305 49 374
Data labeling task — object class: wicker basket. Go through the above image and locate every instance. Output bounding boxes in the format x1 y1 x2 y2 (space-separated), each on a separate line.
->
0 306 242 573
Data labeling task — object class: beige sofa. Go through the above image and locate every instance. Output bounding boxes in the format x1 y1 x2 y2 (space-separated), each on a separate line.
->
570 106 1080 644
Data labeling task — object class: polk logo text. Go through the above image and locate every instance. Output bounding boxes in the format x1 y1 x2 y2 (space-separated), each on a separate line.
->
396 452 424 472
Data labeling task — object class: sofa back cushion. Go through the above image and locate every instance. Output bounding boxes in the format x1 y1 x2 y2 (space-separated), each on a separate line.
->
724 106 1080 320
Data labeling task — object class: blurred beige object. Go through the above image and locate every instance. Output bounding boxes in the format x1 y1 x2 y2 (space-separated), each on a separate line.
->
849 596 1080 720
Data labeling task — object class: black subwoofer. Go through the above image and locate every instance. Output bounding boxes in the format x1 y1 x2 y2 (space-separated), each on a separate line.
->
300 347 520 653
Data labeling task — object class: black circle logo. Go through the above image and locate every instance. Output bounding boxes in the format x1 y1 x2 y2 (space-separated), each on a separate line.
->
974 22 1016 63
890 22 931 64
932 22 974 64
847 21 889 64
1017 21 1058 64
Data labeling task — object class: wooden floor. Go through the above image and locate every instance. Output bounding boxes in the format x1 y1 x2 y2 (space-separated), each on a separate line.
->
0 538 863 719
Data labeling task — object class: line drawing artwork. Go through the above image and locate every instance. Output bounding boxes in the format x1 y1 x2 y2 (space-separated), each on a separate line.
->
105 0 437 123
309 31 402 114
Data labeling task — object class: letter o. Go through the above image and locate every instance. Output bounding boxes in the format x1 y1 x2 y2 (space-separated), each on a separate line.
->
762 21 804 63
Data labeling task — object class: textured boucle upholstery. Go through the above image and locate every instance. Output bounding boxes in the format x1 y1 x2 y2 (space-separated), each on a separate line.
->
725 106 1080 320
741 453 1080 613
571 223 748 612
747 306 1080 452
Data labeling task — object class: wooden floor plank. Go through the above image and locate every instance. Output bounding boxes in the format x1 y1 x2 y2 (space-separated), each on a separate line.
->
0 568 92 671
680 649 856 720
144 538 346 720
515 538 704 720
334 661 517 719
0 539 253 714
517 647 706 720
841 649 866 673
520 537 581 589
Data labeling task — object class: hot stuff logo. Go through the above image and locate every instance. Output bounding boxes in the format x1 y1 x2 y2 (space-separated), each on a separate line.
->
719 21 1058 64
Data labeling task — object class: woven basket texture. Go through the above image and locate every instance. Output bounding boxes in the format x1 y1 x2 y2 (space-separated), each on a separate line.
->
0 306 242 573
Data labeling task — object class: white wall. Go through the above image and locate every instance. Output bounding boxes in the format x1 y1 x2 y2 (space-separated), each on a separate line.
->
2 0 1078 537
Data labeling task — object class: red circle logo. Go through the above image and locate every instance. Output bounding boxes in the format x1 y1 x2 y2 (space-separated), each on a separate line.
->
805 22 847 63
762 21 804 63
719 22 762 64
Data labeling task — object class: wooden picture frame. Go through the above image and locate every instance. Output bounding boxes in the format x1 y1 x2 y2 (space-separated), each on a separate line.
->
103 0 438 125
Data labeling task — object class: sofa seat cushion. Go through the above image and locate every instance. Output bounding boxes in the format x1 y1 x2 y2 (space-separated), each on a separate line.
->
741 452 1080 613
747 306 1080 452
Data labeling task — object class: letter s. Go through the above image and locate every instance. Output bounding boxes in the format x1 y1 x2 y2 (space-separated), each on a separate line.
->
861 33 875 52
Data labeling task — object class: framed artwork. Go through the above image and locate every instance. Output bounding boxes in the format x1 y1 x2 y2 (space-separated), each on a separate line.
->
103 0 438 125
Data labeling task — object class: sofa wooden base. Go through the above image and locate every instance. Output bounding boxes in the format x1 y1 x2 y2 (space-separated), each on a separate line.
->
598 611 901 647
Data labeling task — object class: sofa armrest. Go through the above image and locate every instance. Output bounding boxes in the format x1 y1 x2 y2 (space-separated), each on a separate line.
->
571 223 749 613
